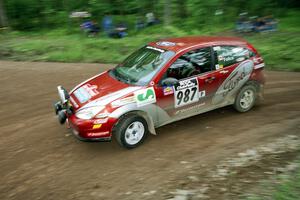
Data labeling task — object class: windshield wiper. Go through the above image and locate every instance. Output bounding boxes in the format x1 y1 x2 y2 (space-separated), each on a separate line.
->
111 69 122 82
113 68 132 84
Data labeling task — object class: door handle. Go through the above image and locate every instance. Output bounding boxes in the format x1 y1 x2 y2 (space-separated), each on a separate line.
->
205 76 216 83
220 70 229 74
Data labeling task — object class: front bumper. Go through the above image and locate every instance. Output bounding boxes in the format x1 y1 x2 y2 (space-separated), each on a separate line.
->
66 114 118 142
70 127 112 142
54 85 117 142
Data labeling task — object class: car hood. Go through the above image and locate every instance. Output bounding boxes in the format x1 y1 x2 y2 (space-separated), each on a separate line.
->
69 71 141 110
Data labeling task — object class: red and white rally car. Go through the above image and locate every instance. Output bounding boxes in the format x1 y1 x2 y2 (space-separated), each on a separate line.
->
55 36 265 149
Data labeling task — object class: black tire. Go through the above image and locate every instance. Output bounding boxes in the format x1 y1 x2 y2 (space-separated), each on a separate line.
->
233 85 257 113
113 114 148 149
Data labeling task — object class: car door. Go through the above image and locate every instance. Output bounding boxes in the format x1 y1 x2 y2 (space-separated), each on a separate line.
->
154 46 219 124
211 45 256 106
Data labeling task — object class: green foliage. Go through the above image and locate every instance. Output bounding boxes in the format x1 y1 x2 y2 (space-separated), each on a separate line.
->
3 0 300 30
246 33 300 71
0 1 299 71
0 10 299 72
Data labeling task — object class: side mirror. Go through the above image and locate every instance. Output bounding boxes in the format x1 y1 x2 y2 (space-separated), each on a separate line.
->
161 77 179 86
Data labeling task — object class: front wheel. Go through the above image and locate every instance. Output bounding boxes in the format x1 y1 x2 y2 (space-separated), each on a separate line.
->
114 114 148 149
233 85 257 112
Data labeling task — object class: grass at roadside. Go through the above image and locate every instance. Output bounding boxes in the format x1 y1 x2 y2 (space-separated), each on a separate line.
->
245 32 300 72
245 158 300 200
273 168 300 200
0 11 299 71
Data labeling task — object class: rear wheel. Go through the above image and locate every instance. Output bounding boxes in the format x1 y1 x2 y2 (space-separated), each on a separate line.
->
114 114 148 149
234 85 257 112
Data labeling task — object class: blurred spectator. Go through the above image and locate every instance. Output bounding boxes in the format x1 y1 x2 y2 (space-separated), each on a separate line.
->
266 16 278 31
80 20 99 37
146 12 155 26
109 23 128 38
236 14 277 33
236 13 253 33
102 15 113 36
254 16 277 32
135 17 145 31
254 17 265 32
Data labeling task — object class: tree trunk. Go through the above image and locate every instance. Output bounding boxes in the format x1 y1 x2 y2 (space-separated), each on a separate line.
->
0 0 8 27
164 0 171 26
177 0 187 19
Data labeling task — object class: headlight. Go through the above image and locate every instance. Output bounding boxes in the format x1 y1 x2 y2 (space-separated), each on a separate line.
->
95 111 110 119
75 106 105 120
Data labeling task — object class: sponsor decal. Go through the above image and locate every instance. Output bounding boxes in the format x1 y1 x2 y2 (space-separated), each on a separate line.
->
92 124 102 129
213 46 221 51
163 86 174 95
216 64 224 70
224 56 234 62
254 63 265 69
74 84 99 103
175 102 206 115
199 90 206 98
223 67 252 96
95 111 110 119
156 41 176 46
82 84 98 95
146 46 165 53
87 131 109 137
218 55 224 61
94 118 108 124
134 87 156 107
111 96 136 108
70 71 105 93
173 78 199 108
81 86 141 109
236 57 245 62
212 60 254 105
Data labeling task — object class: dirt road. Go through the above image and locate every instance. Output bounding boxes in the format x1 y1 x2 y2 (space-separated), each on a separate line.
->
0 61 299 200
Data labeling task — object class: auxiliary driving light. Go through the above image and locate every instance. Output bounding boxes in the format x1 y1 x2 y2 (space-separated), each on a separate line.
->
58 110 67 124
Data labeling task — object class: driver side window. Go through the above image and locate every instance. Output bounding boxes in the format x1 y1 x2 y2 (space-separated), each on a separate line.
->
163 47 212 82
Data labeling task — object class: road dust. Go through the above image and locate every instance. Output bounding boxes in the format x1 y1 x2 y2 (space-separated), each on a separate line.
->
0 61 299 200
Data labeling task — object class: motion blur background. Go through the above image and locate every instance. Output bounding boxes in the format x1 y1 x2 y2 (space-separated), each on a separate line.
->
0 0 299 70
0 1 300 200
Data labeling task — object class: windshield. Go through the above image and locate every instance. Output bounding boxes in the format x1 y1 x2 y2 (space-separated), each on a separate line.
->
109 46 175 86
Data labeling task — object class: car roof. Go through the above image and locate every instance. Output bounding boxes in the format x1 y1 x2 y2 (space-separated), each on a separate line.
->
148 36 248 53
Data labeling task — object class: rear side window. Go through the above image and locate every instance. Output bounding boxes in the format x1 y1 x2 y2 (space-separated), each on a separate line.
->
181 47 212 73
162 47 212 81
213 46 255 69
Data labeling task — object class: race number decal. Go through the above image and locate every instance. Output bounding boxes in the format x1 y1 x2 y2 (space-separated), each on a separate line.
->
174 78 199 108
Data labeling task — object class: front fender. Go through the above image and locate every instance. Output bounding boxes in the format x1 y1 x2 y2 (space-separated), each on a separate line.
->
109 103 159 135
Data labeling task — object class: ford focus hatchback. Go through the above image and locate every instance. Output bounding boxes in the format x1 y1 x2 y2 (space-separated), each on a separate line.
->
54 36 265 149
